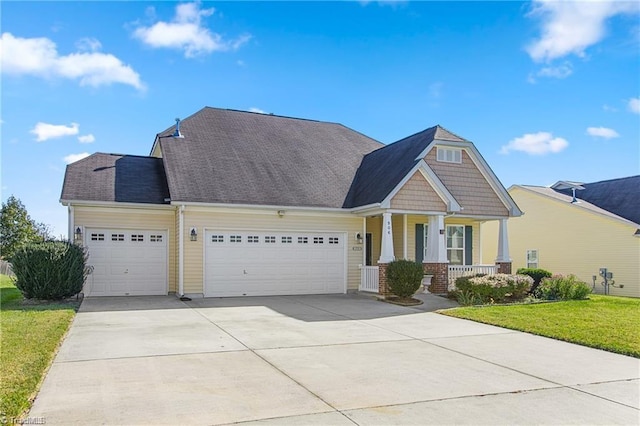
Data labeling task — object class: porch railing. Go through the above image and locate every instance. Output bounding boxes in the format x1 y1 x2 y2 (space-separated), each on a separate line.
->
359 265 379 293
448 265 498 289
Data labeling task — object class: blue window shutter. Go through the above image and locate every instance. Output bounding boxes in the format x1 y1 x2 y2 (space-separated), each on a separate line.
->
415 224 424 263
465 225 473 265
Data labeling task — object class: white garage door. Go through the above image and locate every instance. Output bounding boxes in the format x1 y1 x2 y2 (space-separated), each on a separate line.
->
85 229 167 296
205 230 346 297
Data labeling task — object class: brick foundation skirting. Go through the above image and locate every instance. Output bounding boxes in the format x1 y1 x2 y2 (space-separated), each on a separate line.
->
423 263 449 294
377 263 391 297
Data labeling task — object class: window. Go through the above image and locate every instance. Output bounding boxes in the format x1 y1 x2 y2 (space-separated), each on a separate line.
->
111 233 124 241
230 235 242 243
526 250 539 268
150 235 163 243
328 237 339 245
313 237 324 244
436 147 462 163
91 233 105 241
131 234 144 242
281 236 292 244
248 236 259 243
265 236 276 243
298 236 308 244
446 225 464 265
211 235 224 243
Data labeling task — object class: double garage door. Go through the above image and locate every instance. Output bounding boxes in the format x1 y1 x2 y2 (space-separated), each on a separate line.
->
205 230 346 297
85 229 167 296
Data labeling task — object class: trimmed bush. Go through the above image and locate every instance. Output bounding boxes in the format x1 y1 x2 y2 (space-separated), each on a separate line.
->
536 274 591 300
386 260 424 298
516 268 552 294
12 241 88 300
454 273 533 304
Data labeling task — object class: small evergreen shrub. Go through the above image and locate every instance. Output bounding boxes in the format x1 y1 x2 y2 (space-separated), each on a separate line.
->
536 274 591 300
12 241 88 300
386 260 424 298
516 268 552 294
454 273 533 304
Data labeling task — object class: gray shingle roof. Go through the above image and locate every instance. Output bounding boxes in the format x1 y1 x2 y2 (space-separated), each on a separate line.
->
344 125 466 208
158 107 383 208
61 153 170 204
552 176 640 225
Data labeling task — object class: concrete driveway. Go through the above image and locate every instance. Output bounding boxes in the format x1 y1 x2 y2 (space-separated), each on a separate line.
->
30 294 639 425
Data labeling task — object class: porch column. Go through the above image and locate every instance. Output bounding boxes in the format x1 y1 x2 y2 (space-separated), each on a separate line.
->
423 214 449 294
495 218 512 274
377 212 394 297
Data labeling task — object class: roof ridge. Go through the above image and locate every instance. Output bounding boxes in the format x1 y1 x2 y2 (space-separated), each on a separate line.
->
367 125 438 155
205 106 337 125
584 175 640 185
435 124 468 142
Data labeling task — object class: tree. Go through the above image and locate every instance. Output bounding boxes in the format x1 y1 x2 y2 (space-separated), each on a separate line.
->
0 196 49 261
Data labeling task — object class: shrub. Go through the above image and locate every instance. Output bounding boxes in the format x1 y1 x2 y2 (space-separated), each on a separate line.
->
12 241 88 300
386 260 424 298
536 274 591 300
454 273 533 304
516 268 552 294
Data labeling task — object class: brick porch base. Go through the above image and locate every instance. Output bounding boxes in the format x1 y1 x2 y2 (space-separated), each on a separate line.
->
423 262 449 294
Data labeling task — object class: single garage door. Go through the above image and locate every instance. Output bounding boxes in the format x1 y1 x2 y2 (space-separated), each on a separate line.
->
85 229 168 296
205 230 346 297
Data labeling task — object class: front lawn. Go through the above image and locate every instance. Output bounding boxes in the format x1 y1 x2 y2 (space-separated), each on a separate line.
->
440 295 640 358
0 275 79 421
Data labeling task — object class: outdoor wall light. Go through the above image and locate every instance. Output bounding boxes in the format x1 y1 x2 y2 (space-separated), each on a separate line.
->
355 233 363 244
190 227 198 241
74 226 83 243
277 210 285 218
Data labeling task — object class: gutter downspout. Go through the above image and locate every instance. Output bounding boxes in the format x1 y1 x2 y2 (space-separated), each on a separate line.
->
68 205 74 241
178 205 185 298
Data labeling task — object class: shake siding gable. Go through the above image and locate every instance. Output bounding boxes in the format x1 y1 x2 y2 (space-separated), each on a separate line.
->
425 149 509 217
390 171 447 212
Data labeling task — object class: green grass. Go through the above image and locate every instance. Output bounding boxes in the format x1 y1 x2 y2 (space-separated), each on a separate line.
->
1 275 78 421
440 295 640 358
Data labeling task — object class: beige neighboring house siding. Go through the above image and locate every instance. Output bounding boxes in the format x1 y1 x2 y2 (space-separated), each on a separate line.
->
390 171 447 212
73 206 177 293
181 208 363 295
481 187 640 298
425 149 508 217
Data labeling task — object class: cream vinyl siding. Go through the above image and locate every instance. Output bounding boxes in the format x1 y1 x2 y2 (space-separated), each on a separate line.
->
182 208 363 295
73 206 177 293
481 187 639 298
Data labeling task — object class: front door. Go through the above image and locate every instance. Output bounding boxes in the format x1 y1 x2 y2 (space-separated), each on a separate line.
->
365 233 372 266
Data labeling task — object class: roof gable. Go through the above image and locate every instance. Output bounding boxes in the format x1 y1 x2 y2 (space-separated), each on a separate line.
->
61 153 170 204
552 176 640 225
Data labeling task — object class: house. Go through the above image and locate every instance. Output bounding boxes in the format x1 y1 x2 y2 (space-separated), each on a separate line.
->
60 107 521 298
481 176 640 298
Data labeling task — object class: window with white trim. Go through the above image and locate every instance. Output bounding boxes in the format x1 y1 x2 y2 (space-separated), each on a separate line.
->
281 236 292 244
436 147 462 163
265 236 276 243
313 237 324 244
248 236 259 243
150 235 163 243
230 235 242 243
111 233 124 241
526 250 539 268
298 236 308 244
328 237 339 244
446 225 464 265
91 233 105 241
131 234 144 242
211 235 224 243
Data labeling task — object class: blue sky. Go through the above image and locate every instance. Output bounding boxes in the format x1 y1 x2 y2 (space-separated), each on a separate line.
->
1 1 639 237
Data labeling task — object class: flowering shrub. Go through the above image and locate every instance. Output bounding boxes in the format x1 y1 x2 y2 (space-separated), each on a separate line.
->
454 273 533 305
536 274 591 300
516 268 552 294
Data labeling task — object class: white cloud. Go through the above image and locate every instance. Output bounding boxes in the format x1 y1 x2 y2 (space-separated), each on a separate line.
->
526 0 639 62
537 62 573 79
0 32 144 90
629 97 640 114
63 152 90 164
602 104 618 112
586 126 619 139
78 134 95 143
500 132 569 155
30 122 79 142
249 107 267 114
75 37 102 52
133 2 251 58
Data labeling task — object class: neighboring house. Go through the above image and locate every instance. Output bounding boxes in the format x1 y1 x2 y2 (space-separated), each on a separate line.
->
481 177 640 298
60 107 521 298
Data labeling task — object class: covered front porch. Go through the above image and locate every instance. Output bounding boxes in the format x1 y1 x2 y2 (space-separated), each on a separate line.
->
358 212 511 295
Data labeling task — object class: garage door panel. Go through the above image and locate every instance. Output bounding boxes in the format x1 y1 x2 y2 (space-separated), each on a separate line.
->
205 230 345 297
85 229 167 297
